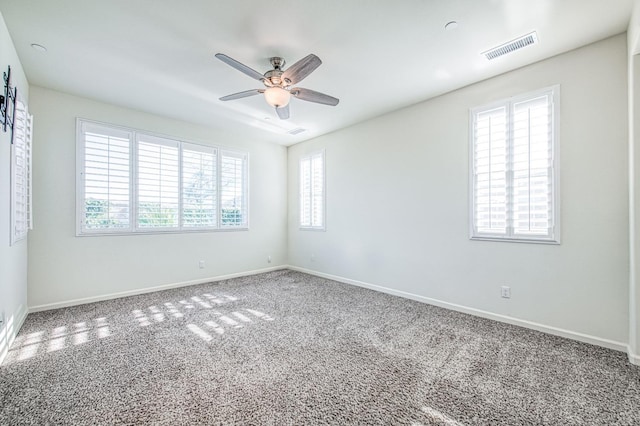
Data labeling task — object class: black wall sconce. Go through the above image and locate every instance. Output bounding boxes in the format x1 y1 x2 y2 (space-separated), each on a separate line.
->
1 65 17 142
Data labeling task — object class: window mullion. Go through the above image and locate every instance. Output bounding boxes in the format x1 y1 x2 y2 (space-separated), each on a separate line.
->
310 157 316 227
527 107 532 233
506 101 515 238
309 160 312 227
216 149 222 228
178 142 183 231
489 117 496 230
132 132 138 232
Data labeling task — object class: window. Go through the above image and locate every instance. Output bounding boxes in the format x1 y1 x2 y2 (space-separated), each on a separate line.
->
11 96 33 245
80 123 131 232
137 134 180 230
299 150 325 230
220 150 248 228
77 119 248 235
470 86 559 243
182 142 217 228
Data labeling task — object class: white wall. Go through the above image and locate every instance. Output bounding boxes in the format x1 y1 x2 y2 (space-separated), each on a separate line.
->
0 10 29 363
288 34 629 347
27 86 287 309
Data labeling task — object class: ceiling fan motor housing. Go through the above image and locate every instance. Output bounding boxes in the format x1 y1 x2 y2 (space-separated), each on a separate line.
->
264 69 286 87
269 57 285 70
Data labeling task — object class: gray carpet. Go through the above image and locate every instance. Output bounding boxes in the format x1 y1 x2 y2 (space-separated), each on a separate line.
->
1 270 639 425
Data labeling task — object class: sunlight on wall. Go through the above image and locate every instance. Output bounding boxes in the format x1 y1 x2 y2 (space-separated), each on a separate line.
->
0 314 14 361
1 315 15 345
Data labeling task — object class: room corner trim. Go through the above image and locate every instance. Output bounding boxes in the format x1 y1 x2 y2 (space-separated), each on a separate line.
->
28 266 288 313
288 266 629 354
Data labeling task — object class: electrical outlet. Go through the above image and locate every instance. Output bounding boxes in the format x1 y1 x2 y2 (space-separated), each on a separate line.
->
501 286 511 299
267 255 272 263
198 260 205 269
311 254 316 262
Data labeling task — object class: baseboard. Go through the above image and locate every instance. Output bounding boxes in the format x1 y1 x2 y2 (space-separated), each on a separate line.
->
0 303 28 366
629 348 640 366
29 265 288 313
288 266 629 354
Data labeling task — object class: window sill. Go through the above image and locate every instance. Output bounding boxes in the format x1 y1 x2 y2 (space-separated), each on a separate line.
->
470 235 560 245
77 227 249 237
299 227 326 232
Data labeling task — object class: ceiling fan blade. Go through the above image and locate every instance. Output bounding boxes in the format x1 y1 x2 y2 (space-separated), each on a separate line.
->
291 87 339 106
215 53 265 81
219 89 264 101
276 104 290 120
282 54 322 85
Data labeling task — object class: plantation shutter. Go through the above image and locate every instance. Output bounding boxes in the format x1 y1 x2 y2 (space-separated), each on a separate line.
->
77 119 250 235
220 150 248 228
26 109 33 231
136 134 180 229
300 151 324 229
511 94 554 238
300 156 312 227
182 142 217 228
471 87 557 242
80 122 132 232
473 105 508 235
11 97 33 244
311 152 324 227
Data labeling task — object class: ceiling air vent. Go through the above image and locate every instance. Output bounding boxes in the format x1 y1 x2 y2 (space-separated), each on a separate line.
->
482 31 538 60
288 128 306 135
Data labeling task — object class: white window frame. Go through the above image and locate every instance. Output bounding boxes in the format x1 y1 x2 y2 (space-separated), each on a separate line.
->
469 85 560 244
76 118 249 236
10 95 33 245
299 149 326 231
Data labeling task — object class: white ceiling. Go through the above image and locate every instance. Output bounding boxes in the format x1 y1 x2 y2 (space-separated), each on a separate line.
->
0 0 633 146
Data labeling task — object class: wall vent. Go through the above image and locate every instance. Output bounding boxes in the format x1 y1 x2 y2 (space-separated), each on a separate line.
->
288 128 306 135
482 31 538 60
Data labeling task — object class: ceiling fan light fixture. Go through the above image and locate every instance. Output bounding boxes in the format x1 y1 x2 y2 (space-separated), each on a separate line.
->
264 87 291 107
216 53 339 120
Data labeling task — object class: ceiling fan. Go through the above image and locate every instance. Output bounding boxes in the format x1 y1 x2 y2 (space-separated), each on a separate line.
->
215 53 339 120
